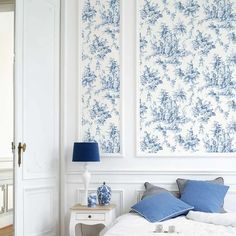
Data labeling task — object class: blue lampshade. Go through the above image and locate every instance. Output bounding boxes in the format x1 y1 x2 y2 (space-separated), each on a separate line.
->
72 142 100 162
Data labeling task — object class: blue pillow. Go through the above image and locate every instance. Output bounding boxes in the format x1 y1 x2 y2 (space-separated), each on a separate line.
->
131 192 193 222
180 180 229 213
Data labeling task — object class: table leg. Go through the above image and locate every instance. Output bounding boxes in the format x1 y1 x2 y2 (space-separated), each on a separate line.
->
69 221 77 236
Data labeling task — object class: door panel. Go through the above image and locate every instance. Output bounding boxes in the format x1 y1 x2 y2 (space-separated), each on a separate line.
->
24 186 55 235
22 0 58 179
14 0 60 235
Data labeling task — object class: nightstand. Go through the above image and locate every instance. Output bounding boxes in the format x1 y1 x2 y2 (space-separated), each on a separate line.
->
69 204 116 236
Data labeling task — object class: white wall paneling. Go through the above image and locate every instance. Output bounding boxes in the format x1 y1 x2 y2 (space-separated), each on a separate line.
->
0 170 13 228
62 0 236 235
0 6 14 170
0 9 13 228
66 171 236 213
65 170 236 236
64 0 236 174
0 184 5 214
0 158 13 170
6 184 13 212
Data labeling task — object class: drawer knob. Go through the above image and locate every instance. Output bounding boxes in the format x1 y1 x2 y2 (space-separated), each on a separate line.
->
88 215 92 218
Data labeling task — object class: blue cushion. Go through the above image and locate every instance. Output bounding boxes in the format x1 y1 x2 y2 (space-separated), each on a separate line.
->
180 180 229 213
131 192 193 222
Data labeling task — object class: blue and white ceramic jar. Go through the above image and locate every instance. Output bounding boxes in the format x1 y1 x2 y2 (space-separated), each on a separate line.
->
97 182 111 205
88 193 97 208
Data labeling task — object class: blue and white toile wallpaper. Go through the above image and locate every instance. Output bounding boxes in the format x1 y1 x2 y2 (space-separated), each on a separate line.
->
80 0 121 154
138 0 236 154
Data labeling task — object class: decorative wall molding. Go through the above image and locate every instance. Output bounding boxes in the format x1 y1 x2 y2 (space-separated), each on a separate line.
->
0 2 14 11
136 152 236 158
0 170 13 182
66 169 236 176
6 184 13 212
0 158 13 171
136 0 236 156
67 172 236 215
63 0 236 234
66 171 236 188
0 184 6 214
0 177 13 228
0 157 13 162
0 169 13 174
0 0 14 4
77 0 124 156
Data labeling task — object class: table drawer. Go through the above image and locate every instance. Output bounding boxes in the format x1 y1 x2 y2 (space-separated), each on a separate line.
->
76 213 105 221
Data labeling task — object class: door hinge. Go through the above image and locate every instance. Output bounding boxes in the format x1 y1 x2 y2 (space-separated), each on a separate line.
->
11 142 15 154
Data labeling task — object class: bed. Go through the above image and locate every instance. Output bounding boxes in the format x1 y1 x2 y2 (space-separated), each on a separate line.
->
103 212 236 236
103 179 236 236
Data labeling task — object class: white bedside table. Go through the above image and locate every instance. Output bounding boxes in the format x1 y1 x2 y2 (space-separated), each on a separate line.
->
69 204 116 236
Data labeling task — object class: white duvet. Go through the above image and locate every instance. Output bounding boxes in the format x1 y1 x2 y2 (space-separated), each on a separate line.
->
103 213 236 236
187 211 236 227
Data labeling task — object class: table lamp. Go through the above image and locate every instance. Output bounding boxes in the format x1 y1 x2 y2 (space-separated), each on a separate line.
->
72 142 100 206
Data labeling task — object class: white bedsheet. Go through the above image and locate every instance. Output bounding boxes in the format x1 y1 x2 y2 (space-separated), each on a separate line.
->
103 213 236 236
186 211 236 227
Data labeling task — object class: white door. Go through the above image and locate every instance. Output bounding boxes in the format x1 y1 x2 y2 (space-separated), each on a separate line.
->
14 0 60 235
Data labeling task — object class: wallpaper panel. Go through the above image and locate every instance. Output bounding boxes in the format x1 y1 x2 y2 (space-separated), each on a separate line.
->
80 0 121 154
138 0 236 154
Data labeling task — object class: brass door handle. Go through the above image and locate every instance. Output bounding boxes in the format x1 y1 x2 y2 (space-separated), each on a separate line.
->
18 142 26 167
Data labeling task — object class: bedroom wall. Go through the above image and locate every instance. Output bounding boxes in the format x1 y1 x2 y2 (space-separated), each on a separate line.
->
0 10 14 169
0 9 14 228
62 0 236 234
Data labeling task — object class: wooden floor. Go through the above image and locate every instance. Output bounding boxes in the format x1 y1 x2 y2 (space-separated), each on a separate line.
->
0 225 13 236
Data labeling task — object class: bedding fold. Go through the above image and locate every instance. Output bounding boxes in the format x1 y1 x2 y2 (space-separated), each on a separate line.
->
186 211 236 227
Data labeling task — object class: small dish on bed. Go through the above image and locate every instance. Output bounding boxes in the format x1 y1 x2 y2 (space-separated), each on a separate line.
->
153 225 179 234
152 231 180 234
